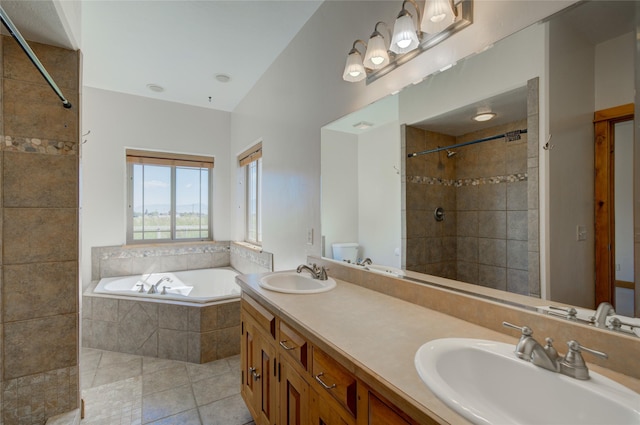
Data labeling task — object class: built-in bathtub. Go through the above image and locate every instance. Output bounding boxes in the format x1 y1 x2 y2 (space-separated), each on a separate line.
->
83 267 242 363
94 267 240 303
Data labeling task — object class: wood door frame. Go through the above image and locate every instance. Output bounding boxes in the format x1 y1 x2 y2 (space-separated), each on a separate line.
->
594 103 634 307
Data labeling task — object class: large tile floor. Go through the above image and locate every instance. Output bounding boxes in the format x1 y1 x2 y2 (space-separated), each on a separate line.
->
80 348 255 425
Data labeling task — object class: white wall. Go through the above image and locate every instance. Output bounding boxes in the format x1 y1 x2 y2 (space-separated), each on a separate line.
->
321 129 359 258
615 120 634 283
81 87 231 288
358 121 401 267
547 18 596 307
229 0 573 272
595 32 635 111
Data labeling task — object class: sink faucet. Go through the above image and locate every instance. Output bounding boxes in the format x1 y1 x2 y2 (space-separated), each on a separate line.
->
591 302 615 327
502 322 608 380
503 322 558 372
296 263 328 280
148 276 172 294
357 258 373 266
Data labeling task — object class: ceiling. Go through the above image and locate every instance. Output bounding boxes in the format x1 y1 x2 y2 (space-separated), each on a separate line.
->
1 0 323 112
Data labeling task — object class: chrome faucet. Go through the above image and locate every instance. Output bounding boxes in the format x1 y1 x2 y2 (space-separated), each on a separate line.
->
148 276 172 294
503 322 559 372
591 302 615 327
296 263 328 280
502 321 608 380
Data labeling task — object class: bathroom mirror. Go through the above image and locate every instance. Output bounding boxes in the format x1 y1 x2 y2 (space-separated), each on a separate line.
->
321 1 638 322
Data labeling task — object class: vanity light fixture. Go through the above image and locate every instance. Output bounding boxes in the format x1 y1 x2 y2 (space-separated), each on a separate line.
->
364 22 391 69
473 112 496 122
342 39 368 82
422 0 457 34
342 0 473 84
390 0 422 54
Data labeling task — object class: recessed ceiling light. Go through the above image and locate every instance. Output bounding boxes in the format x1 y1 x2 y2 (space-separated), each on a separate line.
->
353 121 373 130
215 73 231 83
473 112 496 122
146 83 164 93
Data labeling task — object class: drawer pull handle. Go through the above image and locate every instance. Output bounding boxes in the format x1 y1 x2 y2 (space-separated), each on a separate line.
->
279 340 296 350
315 372 336 390
249 367 261 381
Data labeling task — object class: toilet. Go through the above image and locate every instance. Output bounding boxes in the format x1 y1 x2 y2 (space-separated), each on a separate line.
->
332 242 359 263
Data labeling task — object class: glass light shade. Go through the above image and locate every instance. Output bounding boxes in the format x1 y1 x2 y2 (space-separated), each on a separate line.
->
390 13 420 54
422 0 455 34
343 50 366 82
363 34 389 69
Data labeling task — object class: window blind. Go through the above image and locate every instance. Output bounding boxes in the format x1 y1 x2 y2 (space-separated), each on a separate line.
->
126 149 214 169
238 142 262 167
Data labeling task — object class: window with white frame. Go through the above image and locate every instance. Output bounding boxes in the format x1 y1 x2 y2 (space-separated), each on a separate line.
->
239 143 262 245
126 150 213 243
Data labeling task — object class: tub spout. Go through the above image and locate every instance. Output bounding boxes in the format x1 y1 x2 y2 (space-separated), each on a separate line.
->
148 276 172 294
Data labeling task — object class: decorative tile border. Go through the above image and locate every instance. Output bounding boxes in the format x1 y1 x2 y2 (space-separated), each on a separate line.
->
407 173 527 187
230 242 273 271
2 136 78 155
95 241 229 260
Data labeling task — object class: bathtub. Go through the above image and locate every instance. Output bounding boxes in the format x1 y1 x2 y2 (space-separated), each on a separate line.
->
93 267 241 303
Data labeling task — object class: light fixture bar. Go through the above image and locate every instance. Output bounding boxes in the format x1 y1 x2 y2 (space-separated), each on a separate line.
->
367 0 473 84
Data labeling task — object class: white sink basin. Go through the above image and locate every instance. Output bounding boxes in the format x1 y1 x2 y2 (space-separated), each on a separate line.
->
259 272 337 294
415 338 640 425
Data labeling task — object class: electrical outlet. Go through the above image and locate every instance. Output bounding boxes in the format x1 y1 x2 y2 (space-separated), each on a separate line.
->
576 225 587 241
307 228 314 245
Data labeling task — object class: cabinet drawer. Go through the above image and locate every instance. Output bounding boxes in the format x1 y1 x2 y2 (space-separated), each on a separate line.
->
242 294 276 339
312 347 357 418
279 321 309 370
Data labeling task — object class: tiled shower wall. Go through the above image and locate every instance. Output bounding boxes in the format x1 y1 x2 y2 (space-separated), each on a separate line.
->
0 36 80 424
403 78 540 297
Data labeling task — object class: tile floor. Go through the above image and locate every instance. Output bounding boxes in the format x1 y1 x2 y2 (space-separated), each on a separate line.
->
80 348 255 425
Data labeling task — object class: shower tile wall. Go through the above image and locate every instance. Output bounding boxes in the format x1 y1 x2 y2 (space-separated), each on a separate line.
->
404 126 457 278
454 120 529 292
404 120 530 293
0 36 80 424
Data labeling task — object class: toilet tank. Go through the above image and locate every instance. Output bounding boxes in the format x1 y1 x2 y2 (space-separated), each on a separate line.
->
332 242 359 263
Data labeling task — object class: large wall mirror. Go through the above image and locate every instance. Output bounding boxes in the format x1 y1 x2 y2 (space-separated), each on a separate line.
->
321 1 639 324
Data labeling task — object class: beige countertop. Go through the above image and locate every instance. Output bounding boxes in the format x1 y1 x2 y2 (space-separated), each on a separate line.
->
237 272 640 424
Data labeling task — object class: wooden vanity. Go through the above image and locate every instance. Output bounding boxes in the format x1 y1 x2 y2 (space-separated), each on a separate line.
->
236 267 640 425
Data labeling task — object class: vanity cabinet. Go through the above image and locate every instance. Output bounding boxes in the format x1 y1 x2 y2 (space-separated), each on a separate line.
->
241 294 431 425
241 295 277 425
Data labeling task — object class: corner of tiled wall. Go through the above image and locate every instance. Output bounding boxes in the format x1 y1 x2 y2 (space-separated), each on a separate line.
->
230 242 273 274
1 35 80 424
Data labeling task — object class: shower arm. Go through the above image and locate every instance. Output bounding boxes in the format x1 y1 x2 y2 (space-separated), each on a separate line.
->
0 5 72 109
408 128 528 158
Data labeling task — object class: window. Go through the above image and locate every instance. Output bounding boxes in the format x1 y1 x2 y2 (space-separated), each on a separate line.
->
126 150 213 243
239 143 262 245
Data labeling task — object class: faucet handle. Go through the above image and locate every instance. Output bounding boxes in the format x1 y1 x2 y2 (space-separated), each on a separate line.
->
560 340 608 380
567 340 608 360
502 321 533 336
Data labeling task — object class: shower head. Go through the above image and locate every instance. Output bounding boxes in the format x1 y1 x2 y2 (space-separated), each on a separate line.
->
446 149 457 158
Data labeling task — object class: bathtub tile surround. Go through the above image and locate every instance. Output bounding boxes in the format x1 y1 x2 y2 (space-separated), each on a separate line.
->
0 35 80 424
84 242 270 363
230 242 273 274
83 294 240 364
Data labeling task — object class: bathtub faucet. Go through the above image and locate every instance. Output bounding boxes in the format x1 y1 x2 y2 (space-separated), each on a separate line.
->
148 276 172 294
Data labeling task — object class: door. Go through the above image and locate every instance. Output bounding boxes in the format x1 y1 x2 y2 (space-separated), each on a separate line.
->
594 103 634 314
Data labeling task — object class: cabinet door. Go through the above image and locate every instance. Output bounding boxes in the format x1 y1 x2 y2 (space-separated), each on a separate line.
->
241 313 277 425
279 356 309 425
241 313 259 417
